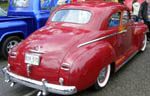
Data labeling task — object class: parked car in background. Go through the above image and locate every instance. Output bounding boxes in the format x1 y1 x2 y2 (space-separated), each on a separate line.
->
0 0 8 2
0 0 69 59
0 8 6 16
2 1 147 96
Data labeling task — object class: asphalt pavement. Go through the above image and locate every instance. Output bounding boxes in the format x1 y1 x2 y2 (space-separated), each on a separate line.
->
0 43 150 96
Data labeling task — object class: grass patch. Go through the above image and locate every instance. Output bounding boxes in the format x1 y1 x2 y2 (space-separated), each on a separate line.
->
0 2 9 9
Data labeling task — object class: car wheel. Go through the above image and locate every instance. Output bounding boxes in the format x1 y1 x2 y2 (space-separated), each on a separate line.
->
141 34 147 52
1 36 21 59
93 64 111 90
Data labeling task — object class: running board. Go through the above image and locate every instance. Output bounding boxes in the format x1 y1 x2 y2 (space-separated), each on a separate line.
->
116 51 139 72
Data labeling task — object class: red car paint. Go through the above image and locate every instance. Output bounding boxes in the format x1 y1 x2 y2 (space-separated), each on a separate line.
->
9 1 147 92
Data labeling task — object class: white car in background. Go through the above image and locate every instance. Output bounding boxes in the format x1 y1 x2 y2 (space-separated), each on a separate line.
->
0 8 7 16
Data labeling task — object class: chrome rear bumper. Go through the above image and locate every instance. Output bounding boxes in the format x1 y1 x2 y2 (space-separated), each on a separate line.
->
1 67 77 95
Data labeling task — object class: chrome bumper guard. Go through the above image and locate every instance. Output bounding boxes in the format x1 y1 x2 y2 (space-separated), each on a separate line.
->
1 67 77 95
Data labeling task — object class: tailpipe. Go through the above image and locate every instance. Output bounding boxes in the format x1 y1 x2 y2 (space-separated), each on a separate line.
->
37 91 48 96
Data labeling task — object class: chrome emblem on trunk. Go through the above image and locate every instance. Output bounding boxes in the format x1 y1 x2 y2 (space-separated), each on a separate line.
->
29 45 45 54
35 45 41 51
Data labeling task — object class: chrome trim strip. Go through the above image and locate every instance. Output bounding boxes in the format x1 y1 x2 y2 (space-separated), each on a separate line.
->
62 63 70 67
9 56 16 59
61 67 70 71
2 68 77 95
61 63 70 71
116 51 139 72
9 52 17 59
78 30 127 48
29 49 45 54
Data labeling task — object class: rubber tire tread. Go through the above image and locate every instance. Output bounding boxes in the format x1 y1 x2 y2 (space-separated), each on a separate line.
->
1 36 21 59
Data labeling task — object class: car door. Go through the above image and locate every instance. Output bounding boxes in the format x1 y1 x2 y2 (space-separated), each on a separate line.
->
107 11 122 57
117 10 133 56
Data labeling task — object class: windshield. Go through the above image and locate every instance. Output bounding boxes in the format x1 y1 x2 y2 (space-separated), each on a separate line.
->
51 9 92 24
13 0 30 7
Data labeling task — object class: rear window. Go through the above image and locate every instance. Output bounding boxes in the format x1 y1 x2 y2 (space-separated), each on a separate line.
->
51 9 92 24
13 0 30 7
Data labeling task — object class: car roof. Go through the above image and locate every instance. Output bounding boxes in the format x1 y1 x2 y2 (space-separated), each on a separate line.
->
61 1 126 11
50 1 128 30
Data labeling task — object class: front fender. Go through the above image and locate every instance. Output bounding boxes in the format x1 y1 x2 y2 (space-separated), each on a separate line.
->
69 41 116 91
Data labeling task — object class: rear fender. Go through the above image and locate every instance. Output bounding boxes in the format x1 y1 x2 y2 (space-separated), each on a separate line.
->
69 41 116 91
133 23 147 50
0 31 24 42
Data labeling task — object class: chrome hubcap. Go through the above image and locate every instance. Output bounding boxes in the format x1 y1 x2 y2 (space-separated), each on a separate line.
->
97 65 110 87
7 40 18 53
98 67 107 83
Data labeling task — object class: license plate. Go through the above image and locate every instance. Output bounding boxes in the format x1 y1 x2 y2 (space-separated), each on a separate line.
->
25 53 40 65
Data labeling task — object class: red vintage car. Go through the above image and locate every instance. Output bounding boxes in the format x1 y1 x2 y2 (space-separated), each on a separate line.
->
2 1 147 96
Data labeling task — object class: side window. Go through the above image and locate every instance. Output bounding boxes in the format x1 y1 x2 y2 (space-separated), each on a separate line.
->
122 11 130 24
108 12 121 28
13 0 30 7
40 0 50 10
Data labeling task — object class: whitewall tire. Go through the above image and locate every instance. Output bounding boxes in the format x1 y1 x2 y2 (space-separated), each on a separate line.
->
93 64 111 90
141 34 147 52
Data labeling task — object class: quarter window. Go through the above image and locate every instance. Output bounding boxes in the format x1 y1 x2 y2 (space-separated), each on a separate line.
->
108 12 121 28
122 11 130 24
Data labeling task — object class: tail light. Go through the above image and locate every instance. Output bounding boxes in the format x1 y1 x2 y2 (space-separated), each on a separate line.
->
9 52 17 59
